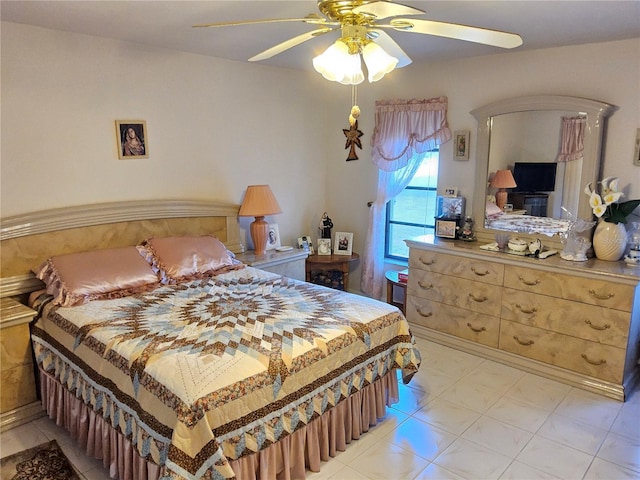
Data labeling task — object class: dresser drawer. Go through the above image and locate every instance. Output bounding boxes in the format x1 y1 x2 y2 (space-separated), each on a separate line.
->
501 288 631 348
504 266 635 311
407 295 499 347
499 320 625 383
409 270 502 316
409 250 504 285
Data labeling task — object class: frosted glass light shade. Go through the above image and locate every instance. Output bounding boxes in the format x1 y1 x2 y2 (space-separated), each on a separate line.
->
313 41 364 85
362 42 398 82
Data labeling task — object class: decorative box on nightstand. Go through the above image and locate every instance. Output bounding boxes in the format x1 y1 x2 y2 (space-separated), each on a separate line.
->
236 249 309 281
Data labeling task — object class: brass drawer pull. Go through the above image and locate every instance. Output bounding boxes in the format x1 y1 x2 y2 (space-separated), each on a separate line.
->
468 293 488 303
419 257 435 266
471 267 490 276
518 275 540 286
467 322 486 333
513 335 534 346
585 319 611 331
515 304 537 315
581 353 606 366
589 289 615 300
418 281 434 290
417 308 433 318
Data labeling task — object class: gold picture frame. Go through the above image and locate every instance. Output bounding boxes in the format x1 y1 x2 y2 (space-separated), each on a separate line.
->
116 120 148 159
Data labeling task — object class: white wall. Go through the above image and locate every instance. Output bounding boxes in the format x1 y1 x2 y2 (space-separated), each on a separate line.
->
2 22 639 296
326 38 640 295
1 22 340 249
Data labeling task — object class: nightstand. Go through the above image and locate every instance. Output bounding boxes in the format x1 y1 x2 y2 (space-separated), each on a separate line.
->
1 297 40 431
305 253 360 291
236 249 309 281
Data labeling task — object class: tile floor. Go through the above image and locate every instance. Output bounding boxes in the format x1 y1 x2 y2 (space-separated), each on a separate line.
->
1 337 638 479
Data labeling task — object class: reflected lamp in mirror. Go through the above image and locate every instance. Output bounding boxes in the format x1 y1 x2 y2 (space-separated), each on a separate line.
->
491 169 517 210
239 185 282 256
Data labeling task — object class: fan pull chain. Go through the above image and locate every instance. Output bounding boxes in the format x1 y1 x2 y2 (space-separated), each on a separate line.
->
349 85 360 126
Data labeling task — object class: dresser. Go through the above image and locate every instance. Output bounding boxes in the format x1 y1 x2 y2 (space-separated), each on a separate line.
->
405 236 640 401
235 249 308 281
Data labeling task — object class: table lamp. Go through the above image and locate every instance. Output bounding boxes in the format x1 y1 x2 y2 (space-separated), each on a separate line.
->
490 169 517 210
238 185 282 255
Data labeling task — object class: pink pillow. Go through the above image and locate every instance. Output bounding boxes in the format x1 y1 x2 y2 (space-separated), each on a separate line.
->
137 236 243 283
34 246 161 306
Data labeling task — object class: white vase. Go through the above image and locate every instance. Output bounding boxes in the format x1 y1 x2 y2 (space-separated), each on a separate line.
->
592 220 628 261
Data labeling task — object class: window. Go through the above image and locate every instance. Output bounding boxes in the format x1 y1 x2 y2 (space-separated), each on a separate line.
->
385 150 439 260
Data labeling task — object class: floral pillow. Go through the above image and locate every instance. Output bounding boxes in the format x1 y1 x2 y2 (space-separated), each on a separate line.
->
137 235 243 283
33 246 161 306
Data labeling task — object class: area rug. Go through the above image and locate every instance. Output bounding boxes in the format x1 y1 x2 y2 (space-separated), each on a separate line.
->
0 439 80 480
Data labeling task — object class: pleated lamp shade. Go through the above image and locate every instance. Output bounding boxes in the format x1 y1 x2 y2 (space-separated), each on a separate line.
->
490 170 517 210
239 185 282 255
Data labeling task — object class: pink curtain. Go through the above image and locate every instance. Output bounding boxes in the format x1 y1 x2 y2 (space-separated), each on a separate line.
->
557 116 586 162
362 97 451 299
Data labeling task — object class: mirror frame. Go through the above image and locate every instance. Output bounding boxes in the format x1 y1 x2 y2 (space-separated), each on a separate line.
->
471 95 617 248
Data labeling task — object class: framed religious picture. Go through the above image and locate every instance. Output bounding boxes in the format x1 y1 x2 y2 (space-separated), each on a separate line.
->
266 224 281 251
116 120 148 159
317 238 332 256
453 130 470 161
334 232 353 255
297 235 314 254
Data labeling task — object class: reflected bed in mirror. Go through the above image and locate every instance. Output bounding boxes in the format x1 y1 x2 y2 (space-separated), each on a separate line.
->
486 212 571 236
471 95 617 247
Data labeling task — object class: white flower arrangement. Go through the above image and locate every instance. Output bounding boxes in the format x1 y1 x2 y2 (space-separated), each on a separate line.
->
584 177 640 224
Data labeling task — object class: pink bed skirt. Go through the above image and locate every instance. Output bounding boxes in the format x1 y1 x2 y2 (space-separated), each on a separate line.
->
39 367 399 480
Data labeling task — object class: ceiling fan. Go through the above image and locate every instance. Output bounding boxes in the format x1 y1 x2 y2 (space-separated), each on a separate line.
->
194 1 523 85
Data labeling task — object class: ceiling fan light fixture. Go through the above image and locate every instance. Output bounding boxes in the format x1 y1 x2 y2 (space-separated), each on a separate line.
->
362 41 398 82
313 40 364 85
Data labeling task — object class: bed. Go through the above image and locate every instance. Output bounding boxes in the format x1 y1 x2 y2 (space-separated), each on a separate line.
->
484 201 571 237
0 199 420 480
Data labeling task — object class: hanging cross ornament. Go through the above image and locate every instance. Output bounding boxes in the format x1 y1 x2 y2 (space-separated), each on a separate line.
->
343 86 363 161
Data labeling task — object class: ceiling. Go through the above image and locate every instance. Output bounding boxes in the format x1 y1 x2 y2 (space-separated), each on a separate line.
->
2 1 640 72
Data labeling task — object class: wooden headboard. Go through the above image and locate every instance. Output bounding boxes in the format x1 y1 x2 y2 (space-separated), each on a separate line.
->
0 199 242 298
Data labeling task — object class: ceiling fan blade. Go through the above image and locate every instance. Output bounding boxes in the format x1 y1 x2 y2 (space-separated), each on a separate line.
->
369 30 412 68
193 14 334 28
390 18 523 49
249 27 335 62
353 1 425 20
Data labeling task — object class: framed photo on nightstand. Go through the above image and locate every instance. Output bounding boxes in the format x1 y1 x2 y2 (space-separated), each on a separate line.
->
317 238 332 255
266 224 281 250
334 232 353 255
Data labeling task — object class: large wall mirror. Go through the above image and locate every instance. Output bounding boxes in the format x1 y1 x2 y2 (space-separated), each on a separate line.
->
471 95 616 247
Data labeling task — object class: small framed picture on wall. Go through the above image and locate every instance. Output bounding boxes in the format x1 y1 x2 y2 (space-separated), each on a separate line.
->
116 120 148 159
334 232 353 255
453 130 469 161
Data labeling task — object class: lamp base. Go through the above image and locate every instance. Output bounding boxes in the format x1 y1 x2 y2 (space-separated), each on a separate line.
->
250 216 269 256
496 189 508 210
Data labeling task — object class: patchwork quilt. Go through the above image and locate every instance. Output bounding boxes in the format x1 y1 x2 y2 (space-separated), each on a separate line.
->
31 267 421 479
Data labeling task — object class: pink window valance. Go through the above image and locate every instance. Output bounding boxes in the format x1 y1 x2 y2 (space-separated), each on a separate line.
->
370 97 452 172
